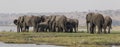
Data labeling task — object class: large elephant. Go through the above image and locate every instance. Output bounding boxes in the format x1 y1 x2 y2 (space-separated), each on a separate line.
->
54 15 67 32
103 16 112 34
86 13 104 34
48 15 56 32
66 18 79 32
23 15 44 32
14 19 23 32
38 16 51 32
13 16 26 32
14 15 43 32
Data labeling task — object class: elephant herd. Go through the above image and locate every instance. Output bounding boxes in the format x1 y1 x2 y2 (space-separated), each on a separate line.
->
86 13 112 34
14 15 79 33
13 12 112 34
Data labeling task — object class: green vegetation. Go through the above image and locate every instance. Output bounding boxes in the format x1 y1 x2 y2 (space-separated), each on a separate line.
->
0 31 120 47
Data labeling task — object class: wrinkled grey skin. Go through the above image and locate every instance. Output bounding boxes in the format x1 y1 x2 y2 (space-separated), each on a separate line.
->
86 13 104 34
38 17 50 32
66 18 79 32
13 16 26 32
54 15 67 32
103 16 112 34
23 15 43 32
66 18 73 32
48 15 56 32
14 15 42 32
13 19 22 32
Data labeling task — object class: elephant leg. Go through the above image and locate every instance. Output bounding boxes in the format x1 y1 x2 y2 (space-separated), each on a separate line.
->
97 25 102 34
57 27 60 32
41 28 44 32
59 27 63 32
61 24 66 32
44 27 47 32
108 26 111 34
94 26 96 33
22 26 26 32
34 25 39 32
70 28 73 33
103 25 107 34
38 28 40 32
46 27 50 32
45 27 48 32
33 26 37 32
17 26 20 32
87 23 89 33
47 27 50 32
90 23 95 34
20 26 22 32
52 24 55 32
104 27 107 34
76 26 78 33
26 26 29 32
61 27 64 32
90 26 94 34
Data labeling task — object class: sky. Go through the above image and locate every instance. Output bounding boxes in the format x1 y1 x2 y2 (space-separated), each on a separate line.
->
0 0 120 13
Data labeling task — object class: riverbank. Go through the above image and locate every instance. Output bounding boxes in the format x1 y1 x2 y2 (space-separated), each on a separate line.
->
0 31 120 47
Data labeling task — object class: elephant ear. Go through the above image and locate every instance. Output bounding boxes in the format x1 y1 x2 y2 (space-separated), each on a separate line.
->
13 19 18 25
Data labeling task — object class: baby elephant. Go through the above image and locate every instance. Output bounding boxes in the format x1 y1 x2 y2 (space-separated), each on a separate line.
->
38 18 49 32
38 22 49 32
103 16 112 34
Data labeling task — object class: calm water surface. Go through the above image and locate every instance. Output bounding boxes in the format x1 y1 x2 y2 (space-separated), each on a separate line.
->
0 42 64 47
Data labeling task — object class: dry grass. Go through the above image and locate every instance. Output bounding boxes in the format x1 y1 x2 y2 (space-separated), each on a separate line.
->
0 31 120 47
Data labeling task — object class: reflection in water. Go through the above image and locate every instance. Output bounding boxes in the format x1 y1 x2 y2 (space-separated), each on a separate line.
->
0 42 64 47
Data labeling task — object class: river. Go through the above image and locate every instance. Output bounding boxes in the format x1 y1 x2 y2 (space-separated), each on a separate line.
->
0 42 64 47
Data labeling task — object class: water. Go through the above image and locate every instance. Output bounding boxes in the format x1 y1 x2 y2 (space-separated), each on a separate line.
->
112 45 120 47
0 26 33 32
0 26 16 32
0 42 64 47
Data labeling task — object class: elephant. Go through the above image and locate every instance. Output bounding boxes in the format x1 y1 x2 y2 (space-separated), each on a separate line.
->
13 16 26 32
13 19 23 32
66 18 79 32
86 13 104 34
103 16 112 34
48 15 56 32
37 15 57 32
38 17 50 32
54 15 67 32
23 15 45 32
14 15 44 32
66 19 73 32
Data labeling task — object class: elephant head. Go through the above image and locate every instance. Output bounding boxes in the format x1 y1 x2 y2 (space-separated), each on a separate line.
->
86 13 93 33
86 13 104 34
13 19 18 25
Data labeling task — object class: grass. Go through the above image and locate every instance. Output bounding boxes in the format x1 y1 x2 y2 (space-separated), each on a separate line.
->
0 31 120 47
